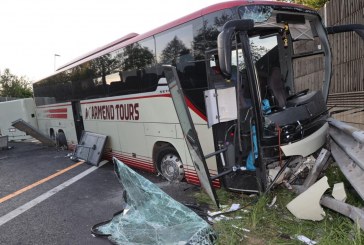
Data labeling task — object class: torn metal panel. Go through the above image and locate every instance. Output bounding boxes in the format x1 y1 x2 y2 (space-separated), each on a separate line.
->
286 176 329 221
93 158 217 245
301 148 330 192
268 166 292 185
11 119 55 146
320 196 364 231
74 131 107 166
330 140 364 200
332 183 347 202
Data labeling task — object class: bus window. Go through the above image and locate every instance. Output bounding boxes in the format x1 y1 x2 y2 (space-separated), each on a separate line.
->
293 38 325 93
231 35 283 109
203 9 234 50
137 37 158 92
156 19 207 113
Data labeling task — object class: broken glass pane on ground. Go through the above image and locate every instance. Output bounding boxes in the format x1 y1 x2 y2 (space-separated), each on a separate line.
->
92 158 217 245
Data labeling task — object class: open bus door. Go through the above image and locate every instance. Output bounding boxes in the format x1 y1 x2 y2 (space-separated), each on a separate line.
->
163 65 220 207
71 101 84 142
205 49 262 192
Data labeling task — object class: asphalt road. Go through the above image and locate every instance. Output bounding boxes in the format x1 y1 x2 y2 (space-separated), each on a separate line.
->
0 141 199 244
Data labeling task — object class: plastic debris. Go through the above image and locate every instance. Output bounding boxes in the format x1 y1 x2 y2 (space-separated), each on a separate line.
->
332 182 347 202
232 225 250 232
296 235 317 245
268 196 277 208
228 203 240 212
286 176 329 221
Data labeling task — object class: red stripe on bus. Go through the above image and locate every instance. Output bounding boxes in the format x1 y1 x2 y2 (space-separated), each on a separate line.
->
116 155 153 167
185 172 221 188
48 108 67 113
114 152 152 162
113 155 153 170
46 114 68 119
111 152 153 164
104 149 220 186
184 97 207 121
80 94 171 104
104 149 153 162
107 152 155 172
38 103 71 108
121 159 154 172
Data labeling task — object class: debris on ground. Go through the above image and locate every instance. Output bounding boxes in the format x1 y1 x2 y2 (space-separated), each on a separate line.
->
332 182 347 202
267 196 277 208
91 158 216 245
296 235 317 245
286 176 329 221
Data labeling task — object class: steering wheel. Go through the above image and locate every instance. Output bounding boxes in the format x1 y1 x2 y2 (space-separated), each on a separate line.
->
287 89 309 101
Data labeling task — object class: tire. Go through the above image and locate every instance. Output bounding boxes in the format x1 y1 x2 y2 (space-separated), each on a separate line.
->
157 146 184 182
56 132 68 149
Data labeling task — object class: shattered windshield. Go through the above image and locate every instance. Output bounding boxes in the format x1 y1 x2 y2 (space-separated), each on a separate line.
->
238 6 331 101
93 158 217 245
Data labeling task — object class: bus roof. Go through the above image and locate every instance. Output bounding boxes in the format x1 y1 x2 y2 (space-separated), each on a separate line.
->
53 0 312 77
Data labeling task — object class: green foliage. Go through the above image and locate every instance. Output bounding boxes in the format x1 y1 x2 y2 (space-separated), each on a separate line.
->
0 68 33 98
197 186 363 244
280 0 329 9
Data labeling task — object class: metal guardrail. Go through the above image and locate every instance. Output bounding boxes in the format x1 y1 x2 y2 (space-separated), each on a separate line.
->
328 118 364 200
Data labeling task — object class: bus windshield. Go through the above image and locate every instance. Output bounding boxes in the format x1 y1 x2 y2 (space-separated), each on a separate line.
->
238 7 331 102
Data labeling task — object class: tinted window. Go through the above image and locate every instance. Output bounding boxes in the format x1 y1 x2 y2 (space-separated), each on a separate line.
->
203 9 234 50
156 18 208 114
34 37 158 105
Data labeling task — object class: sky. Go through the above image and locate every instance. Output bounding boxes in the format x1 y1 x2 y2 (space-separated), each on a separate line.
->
0 0 226 82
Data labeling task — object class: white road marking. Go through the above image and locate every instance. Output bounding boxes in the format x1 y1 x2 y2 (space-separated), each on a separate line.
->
0 161 107 227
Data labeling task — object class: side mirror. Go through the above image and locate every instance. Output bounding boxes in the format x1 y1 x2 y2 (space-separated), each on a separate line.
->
326 24 364 40
217 19 254 78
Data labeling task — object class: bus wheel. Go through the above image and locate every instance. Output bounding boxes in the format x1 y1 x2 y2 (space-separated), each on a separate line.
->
157 147 184 182
56 132 68 149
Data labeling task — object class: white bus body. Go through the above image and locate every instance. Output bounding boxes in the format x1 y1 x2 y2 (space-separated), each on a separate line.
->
0 98 38 141
35 81 218 186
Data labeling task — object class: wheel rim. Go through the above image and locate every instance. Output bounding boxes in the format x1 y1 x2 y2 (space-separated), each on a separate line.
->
160 153 184 181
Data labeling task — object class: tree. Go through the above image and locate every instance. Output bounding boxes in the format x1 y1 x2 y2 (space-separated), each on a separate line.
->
279 0 329 9
160 36 190 66
120 43 154 71
0 69 33 98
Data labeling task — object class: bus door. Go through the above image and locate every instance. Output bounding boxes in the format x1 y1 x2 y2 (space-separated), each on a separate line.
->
204 49 260 193
71 101 84 142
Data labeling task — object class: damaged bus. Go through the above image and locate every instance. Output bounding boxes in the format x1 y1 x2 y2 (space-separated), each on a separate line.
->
32 1 362 196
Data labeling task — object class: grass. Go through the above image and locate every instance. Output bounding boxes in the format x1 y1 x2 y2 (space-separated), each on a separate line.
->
195 164 364 244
